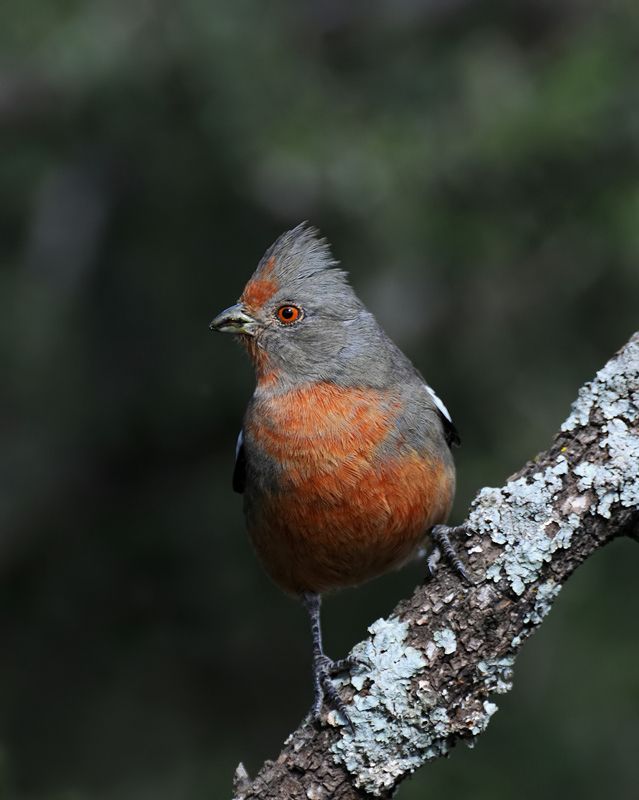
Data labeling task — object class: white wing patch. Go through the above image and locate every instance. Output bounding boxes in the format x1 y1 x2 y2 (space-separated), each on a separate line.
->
235 429 244 459
425 384 452 423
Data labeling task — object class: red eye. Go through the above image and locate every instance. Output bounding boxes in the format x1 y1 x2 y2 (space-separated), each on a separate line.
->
276 305 302 324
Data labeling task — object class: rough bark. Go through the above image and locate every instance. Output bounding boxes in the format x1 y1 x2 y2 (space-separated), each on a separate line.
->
233 332 639 800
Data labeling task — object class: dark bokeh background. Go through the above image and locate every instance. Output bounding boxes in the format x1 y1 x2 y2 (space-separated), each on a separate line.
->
1 1 638 798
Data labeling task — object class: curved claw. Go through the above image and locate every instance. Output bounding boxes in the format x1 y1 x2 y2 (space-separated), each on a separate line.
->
311 655 355 731
429 524 475 585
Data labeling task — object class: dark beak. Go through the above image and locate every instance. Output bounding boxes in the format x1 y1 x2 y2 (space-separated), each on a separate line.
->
209 303 257 335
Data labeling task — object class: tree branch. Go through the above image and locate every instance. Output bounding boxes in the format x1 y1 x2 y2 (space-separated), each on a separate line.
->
233 332 639 800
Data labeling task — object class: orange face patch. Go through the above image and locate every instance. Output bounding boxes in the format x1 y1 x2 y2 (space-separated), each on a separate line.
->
243 337 278 385
241 256 278 311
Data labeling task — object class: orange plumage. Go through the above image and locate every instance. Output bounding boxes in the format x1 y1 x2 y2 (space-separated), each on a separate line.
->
244 381 455 594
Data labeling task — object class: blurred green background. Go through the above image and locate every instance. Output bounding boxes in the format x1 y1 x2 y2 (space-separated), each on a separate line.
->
1 1 638 798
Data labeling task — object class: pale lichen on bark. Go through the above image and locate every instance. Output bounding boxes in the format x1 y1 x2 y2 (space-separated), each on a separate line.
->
234 333 639 800
330 618 440 794
471 456 576 596
564 333 639 519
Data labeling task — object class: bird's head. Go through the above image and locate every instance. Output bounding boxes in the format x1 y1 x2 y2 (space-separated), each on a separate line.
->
211 223 389 386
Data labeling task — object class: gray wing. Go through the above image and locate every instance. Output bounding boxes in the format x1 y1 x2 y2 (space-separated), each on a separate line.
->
232 430 246 494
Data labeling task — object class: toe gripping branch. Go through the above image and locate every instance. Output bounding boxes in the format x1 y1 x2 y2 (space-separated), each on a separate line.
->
428 524 474 584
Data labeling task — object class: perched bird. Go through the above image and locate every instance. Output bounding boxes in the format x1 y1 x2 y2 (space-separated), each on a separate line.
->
210 223 468 726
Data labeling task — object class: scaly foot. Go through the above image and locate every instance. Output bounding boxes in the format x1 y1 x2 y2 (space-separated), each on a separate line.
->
428 524 474 584
311 654 355 731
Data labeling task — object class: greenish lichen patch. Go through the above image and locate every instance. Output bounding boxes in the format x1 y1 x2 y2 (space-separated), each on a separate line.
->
562 334 639 520
574 418 639 518
477 655 515 694
467 701 499 736
330 614 519 794
508 581 561 649
433 627 457 654
562 336 639 519
524 580 562 625
562 335 639 432
468 457 579 596
330 617 451 794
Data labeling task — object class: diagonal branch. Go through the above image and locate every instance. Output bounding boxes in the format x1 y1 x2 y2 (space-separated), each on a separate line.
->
233 332 639 800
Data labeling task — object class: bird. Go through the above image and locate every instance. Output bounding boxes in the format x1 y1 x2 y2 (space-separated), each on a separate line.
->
210 223 469 727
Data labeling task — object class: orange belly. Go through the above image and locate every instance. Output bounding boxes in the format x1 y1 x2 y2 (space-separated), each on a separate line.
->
244 383 455 595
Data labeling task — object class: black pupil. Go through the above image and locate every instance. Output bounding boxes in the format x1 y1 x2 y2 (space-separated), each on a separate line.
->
281 307 294 319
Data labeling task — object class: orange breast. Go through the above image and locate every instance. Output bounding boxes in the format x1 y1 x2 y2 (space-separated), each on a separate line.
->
244 382 455 595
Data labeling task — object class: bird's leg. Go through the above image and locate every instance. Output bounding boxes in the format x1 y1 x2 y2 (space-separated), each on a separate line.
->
301 592 354 729
428 524 474 584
